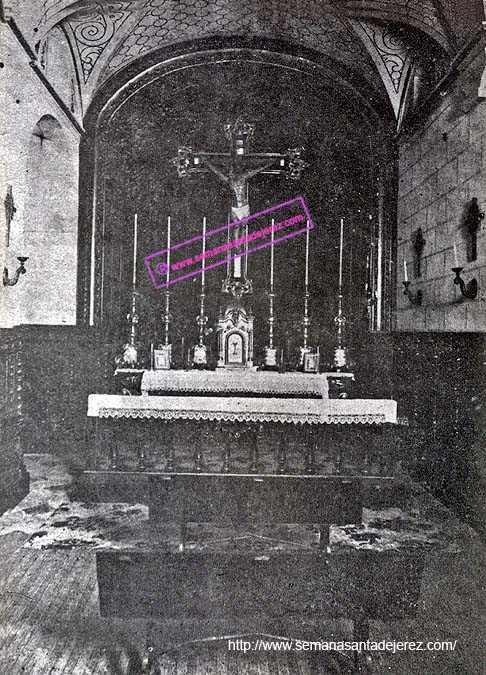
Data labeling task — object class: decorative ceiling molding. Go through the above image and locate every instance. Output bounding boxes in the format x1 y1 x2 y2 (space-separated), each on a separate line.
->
352 19 412 118
64 2 133 83
334 0 453 53
58 0 152 108
37 0 145 36
99 0 379 88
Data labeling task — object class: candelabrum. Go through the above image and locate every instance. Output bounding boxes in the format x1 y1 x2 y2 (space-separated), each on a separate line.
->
193 288 208 367
263 289 278 368
299 287 313 369
3 256 28 287
156 288 172 369
116 289 140 368
332 289 351 372
402 281 423 306
452 267 478 300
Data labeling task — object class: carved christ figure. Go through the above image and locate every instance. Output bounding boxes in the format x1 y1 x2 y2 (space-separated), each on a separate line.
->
202 156 278 219
173 119 308 282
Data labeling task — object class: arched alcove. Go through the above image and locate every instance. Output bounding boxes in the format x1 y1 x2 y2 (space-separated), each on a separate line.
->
77 40 397 358
39 25 83 119
21 114 79 324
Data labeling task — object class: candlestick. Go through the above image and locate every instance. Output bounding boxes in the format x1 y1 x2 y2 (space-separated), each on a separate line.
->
453 242 458 268
301 220 311 357
226 218 230 276
166 216 171 284
264 218 276 365
201 216 207 284
194 216 208 367
150 342 154 370
403 259 408 282
305 221 310 287
270 218 275 287
132 214 138 287
339 218 344 289
332 218 350 372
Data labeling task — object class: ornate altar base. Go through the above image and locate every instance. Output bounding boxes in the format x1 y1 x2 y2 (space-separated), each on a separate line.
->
85 371 397 490
82 379 400 509
88 392 397 425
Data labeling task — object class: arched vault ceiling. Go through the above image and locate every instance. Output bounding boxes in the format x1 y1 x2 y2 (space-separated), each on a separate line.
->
6 0 478 46
3 0 484 122
100 0 377 82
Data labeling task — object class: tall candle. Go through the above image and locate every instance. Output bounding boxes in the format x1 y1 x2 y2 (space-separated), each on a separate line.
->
226 216 230 276
339 218 344 289
132 214 138 286
453 242 458 267
166 216 171 284
305 221 310 287
201 216 207 284
403 259 408 282
270 218 275 287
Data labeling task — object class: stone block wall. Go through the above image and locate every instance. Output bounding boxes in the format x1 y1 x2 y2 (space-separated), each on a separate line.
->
396 39 486 332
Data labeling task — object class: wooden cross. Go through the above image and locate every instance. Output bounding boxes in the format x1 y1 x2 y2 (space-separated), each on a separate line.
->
4 185 16 248
172 119 307 285
412 227 425 278
465 197 484 262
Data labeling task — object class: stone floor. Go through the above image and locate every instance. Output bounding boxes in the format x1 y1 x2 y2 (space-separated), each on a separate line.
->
0 454 485 674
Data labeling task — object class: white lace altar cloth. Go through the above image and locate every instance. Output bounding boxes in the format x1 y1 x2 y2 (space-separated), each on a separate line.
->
141 370 330 398
88 394 397 425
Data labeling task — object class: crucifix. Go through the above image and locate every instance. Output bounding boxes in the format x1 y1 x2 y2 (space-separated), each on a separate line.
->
4 185 16 248
412 227 425 278
465 197 484 262
172 118 308 297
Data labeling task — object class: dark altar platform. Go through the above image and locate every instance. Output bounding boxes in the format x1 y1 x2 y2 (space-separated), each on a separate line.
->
78 368 412 673
95 476 423 675
97 542 425 673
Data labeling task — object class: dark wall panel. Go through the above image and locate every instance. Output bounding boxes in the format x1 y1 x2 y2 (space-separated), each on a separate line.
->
0 329 29 514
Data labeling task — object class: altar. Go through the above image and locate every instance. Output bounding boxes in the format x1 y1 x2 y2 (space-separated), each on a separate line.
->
92 371 396 425
82 368 405 675
82 369 400 504
80 120 408 675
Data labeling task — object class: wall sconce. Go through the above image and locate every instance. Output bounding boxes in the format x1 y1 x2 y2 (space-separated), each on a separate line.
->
403 281 422 306
452 267 478 300
3 257 28 287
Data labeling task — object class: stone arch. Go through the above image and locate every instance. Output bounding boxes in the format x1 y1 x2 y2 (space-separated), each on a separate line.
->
76 40 396 330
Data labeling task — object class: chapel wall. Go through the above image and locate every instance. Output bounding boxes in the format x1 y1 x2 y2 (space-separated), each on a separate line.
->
0 23 80 328
396 39 486 332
